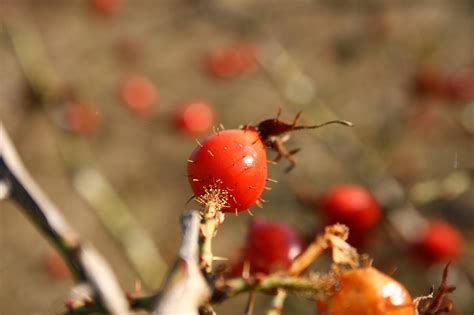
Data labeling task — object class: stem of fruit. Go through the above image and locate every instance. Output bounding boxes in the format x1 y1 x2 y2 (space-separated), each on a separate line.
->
63 273 325 314
199 200 222 273
265 230 330 315
289 235 327 276
266 289 288 315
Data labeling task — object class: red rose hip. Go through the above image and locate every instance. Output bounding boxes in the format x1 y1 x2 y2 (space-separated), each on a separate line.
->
119 75 158 116
327 267 415 315
187 128 267 212
413 220 463 263
244 217 304 274
175 100 215 136
319 184 382 231
64 101 100 135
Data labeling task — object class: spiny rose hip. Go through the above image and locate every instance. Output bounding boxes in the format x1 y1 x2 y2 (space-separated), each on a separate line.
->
413 220 463 263
175 100 215 136
187 128 267 212
327 267 415 315
243 217 304 274
319 184 382 231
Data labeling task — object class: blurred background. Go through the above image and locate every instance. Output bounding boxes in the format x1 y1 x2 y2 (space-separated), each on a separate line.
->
0 0 473 314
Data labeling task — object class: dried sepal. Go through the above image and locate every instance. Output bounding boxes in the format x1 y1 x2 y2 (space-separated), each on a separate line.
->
325 224 359 267
415 263 456 315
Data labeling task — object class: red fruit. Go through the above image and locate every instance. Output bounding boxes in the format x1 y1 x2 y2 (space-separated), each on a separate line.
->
90 0 124 16
44 250 71 279
207 42 258 79
64 101 100 135
244 217 304 274
413 220 463 263
120 75 158 116
187 128 267 212
319 184 382 231
175 100 215 135
412 66 446 97
445 69 474 101
327 267 415 315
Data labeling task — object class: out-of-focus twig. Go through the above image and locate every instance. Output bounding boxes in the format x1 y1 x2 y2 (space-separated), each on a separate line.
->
66 267 331 313
0 123 129 315
4 13 166 288
265 289 287 315
153 211 211 315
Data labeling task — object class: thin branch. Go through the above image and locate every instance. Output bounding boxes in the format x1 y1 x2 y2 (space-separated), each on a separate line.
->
153 211 211 315
0 123 129 314
64 271 329 314
213 274 325 303
265 289 287 315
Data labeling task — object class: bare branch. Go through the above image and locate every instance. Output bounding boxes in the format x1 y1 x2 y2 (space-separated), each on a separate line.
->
154 211 211 315
0 122 129 315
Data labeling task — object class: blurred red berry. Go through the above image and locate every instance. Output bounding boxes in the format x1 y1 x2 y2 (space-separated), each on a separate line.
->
412 66 447 98
207 42 259 79
445 69 474 102
327 267 415 315
90 0 124 16
319 184 382 231
44 250 70 279
175 100 215 135
243 217 304 274
64 101 100 135
120 75 158 116
413 220 463 263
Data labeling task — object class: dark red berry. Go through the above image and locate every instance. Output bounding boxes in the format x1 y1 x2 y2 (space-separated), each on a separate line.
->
413 220 463 263
319 184 382 231
187 128 267 212
243 217 304 275
175 100 215 136
412 66 447 98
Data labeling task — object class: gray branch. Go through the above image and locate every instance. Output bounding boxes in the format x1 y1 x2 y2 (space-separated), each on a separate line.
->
0 122 129 315
154 211 211 315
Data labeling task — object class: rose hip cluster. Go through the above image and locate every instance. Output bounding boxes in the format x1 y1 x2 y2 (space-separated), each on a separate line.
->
185 110 462 314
